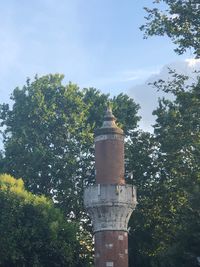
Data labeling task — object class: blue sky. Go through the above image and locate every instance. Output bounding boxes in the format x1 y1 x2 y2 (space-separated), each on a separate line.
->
0 0 199 132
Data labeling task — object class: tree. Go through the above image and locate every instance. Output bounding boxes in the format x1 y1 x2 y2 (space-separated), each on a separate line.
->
137 2 200 265
128 73 200 267
125 72 200 267
0 75 140 265
126 131 160 267
0 75 93 223
140 0 200 57
0 75 140 218
0 173 79 267
149 73 200 266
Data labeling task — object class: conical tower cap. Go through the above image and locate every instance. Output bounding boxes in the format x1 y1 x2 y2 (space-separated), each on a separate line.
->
95 106 124 137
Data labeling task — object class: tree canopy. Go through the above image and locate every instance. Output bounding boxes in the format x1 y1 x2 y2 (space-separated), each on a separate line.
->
127 2 200 263
0 1 200 264
140 0 200 57
0 75 140 266
0 71 199 266
0 75 140 221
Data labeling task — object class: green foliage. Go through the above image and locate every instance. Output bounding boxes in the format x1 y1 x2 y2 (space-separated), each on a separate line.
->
150 74 200 266
1 68 199 266
0 75 140 218
0 174 78 267
140 0 200 57
112 93 140 136
0 1 199 266
128 74 200 267
0 75 140 266
121 66 200 267
126 131 160 267
138 2 200 265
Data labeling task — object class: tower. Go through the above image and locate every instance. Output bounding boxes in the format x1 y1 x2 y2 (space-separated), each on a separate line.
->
84 107 137 267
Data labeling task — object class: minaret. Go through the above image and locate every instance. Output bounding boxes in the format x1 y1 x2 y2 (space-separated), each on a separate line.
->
84 107 137 267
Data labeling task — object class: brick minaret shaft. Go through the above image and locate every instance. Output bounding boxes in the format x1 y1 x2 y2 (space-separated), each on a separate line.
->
84 107 137 267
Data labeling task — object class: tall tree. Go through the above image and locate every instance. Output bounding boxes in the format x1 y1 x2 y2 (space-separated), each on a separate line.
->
0 75 92 225
150 73 200 266
126 75 200 267
140 0 200 57
0 75 140 267
0 75 140 219
135 2 200 265
126 131 160 267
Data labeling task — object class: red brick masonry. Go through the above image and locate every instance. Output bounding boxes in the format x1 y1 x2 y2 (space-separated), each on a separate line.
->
95 231 128 267
95 139 125 185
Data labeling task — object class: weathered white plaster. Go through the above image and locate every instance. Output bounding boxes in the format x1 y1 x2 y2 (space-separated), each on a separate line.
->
95 134 124 142
84 184 137 232
105 243 113 249
118 235 124 240
106 262 114 267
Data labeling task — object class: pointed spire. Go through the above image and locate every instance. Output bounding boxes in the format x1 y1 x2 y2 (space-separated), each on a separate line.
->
95 105 124 137
102 106 117 128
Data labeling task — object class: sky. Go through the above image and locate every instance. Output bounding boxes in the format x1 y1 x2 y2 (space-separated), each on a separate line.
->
0 0 200 134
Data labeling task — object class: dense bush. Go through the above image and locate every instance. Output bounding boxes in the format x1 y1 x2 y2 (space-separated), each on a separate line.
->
0 174 78 267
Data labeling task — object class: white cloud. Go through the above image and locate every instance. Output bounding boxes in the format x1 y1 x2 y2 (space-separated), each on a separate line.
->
128 59 200 132
185 58 200 68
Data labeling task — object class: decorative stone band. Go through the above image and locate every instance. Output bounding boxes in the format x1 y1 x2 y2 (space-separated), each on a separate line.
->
95 134 124 142
84 184 137 232
94 126 124 137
